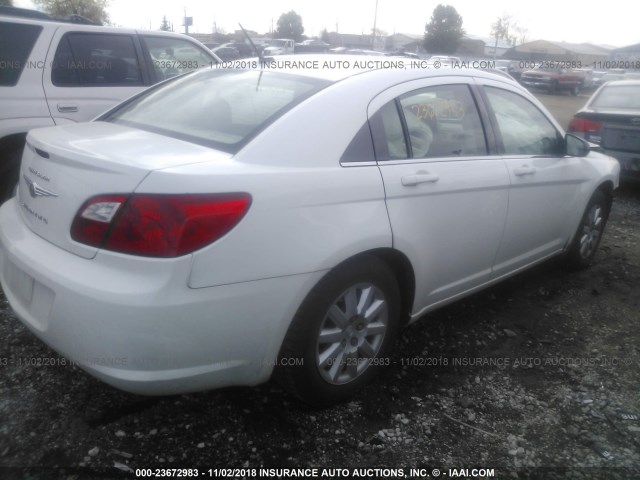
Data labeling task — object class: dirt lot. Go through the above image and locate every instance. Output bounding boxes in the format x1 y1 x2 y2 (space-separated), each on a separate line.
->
1 94 639 480
532 91 589 130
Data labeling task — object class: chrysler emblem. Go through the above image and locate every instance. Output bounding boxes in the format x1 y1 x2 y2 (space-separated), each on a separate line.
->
23 175 59 198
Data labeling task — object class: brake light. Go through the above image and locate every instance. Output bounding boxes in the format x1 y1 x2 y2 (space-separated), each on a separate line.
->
71 193 251 257
568 117 603 133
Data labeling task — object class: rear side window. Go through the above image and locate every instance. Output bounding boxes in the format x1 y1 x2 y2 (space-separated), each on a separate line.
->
0 22 42 86
104 69 330 153
371 84 487 161
52 33 143 87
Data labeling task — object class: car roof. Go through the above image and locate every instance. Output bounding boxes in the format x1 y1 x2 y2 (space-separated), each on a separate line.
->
255 54 516 84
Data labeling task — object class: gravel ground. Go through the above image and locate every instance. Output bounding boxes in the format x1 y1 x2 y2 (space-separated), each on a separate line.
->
1 184 639 480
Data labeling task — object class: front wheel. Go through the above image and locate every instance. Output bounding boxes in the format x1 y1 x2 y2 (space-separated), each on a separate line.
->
566 190 610 269
276 255 401 406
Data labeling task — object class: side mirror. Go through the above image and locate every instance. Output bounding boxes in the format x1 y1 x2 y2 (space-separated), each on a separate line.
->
565 133 590 157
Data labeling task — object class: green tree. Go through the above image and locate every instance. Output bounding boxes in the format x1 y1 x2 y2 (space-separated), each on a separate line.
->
0 0 14 7
423 4 464 54
159 15 170 31
33 0 109 25
276 10 304 42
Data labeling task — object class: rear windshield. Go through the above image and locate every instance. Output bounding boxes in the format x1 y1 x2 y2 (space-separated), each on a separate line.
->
592 84 640 109
104 69 330 153
0 22 42 86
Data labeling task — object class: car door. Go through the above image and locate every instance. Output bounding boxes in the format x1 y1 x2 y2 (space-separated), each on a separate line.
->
476 79 591 276
43 29 149 124
372 78 510 314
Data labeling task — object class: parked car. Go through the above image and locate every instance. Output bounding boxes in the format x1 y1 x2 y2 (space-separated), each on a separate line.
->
0 6 220 201
568 80 640 183
295 39 330 53
211 46 240 62
263 38 295 56
386 51 420 59
493 59 522 80
219 42 255 58
574 68 595 89
345 49 385 56
428 55 461 66
0 57 619 405
520 65 584 95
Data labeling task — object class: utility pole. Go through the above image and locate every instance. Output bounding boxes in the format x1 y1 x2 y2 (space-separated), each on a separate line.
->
183 6 193 35
372 0 379 49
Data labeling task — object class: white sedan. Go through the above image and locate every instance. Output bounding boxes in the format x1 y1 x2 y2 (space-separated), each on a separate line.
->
0 57 620 405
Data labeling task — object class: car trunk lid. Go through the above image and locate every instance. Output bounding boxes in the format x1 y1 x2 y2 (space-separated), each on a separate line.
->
18 122 231 259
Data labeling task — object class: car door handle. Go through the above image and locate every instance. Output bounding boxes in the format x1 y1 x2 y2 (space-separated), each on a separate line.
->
57 104 78 113
401 172 440 186
514 165 537 176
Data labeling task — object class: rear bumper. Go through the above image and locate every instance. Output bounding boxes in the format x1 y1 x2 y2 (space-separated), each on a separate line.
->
0 199 323 395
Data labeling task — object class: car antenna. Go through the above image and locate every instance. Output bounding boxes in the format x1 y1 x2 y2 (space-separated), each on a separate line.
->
238 23 264 66
238 23 265 90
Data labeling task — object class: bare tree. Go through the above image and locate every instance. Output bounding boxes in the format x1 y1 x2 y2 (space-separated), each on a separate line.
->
33 0 109 25
490 14 516 58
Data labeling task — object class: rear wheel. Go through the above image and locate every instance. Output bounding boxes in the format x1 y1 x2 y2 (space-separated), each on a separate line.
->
276 255 401 406
566 190 610 269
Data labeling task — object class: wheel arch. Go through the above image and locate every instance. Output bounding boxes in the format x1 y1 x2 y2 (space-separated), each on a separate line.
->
339 248 416 327
596 179 615 215
0 132 29 201
0 132 28 154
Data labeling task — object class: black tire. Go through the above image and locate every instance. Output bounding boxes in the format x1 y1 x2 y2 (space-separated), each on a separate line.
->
548 81 558 94
0 147 22 203
570 84 580 96
276 255 401 406
565 190 610 269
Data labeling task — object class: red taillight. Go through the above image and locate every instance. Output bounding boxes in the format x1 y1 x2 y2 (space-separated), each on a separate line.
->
71 193 251 257
568 117 603 133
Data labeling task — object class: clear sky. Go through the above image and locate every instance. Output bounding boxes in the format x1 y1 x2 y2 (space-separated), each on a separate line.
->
14 0 639 47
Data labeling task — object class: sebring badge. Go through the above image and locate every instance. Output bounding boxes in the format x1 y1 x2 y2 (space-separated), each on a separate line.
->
23 175 59 199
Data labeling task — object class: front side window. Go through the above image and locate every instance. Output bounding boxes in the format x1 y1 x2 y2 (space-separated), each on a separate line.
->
485 87 563 155
142 36 216 82
0 22 42 86
104 69 330 153
52 33 143 87
371 84 487 161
